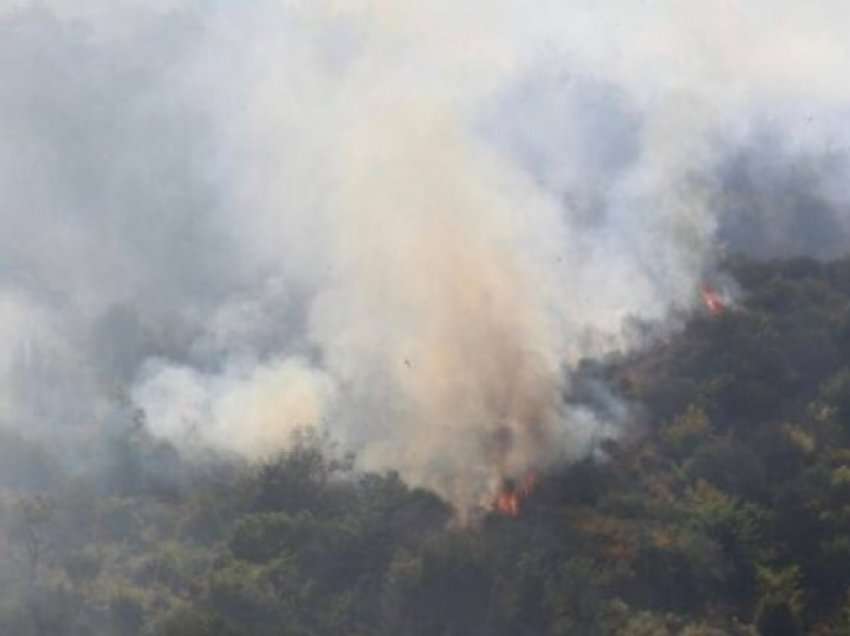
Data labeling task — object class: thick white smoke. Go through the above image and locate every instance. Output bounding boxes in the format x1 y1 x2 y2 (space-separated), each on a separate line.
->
2 1 850 512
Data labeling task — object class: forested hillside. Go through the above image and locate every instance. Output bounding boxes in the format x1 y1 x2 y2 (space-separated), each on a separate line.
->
5 256 850 635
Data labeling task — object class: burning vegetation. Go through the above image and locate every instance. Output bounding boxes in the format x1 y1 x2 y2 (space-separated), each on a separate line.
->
701 285 728 317
494 471 539 517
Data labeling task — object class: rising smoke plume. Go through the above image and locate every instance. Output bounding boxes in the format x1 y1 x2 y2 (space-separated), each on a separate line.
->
2 1 850 514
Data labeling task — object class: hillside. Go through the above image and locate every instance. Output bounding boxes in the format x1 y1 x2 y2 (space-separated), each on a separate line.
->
5 257 850 635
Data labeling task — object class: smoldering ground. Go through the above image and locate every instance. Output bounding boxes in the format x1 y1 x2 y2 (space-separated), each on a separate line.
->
1 1 850 514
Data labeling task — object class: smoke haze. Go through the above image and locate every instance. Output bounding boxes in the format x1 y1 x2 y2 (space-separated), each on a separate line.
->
2 1 850 513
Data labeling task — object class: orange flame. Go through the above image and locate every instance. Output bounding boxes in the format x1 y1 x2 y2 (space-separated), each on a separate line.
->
495 490 521 517
701 285 726 317
494 471 538 518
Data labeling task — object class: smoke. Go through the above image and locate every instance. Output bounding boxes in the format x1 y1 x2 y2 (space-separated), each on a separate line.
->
714 125 850 260
2 1 850 513
134 355 336 459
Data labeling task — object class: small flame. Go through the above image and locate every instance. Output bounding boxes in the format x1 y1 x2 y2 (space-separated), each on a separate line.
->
495 490 521 517
494 471 538 518
701 285 726 317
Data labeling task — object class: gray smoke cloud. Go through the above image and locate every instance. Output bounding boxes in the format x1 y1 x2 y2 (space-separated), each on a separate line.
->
2 0 850 513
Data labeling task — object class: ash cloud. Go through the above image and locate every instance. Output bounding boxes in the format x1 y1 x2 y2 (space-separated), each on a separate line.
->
2 1 850 514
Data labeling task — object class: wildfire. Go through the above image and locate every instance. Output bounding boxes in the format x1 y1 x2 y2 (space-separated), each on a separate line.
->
494 471 538 518
701 285 726 317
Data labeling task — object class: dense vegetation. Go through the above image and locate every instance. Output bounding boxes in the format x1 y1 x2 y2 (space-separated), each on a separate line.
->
6 256 850 634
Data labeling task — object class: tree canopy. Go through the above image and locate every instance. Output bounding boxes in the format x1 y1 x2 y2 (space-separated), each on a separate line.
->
5 256 850 634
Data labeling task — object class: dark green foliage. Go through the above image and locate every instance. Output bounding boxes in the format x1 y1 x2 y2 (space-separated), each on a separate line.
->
685 439 766 499
9 256 850 634
151 605 223 636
